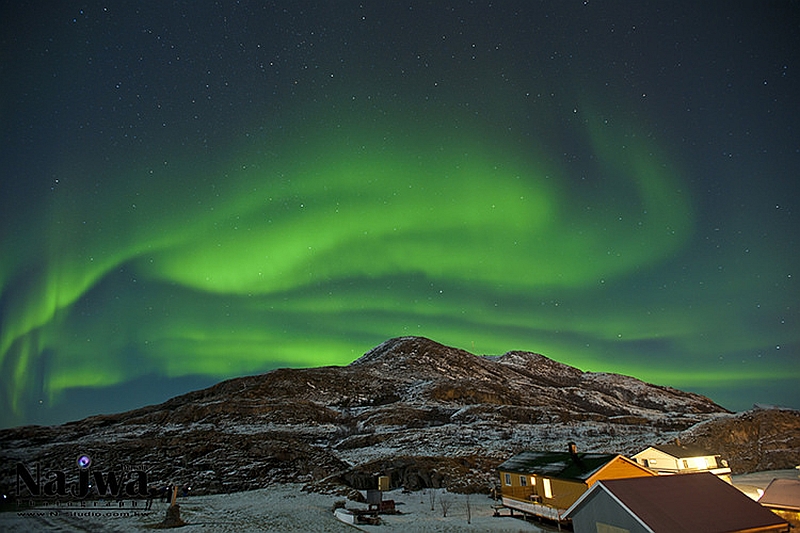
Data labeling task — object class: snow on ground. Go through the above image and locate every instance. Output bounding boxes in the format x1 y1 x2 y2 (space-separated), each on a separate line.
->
5 470 795 532
1 485 553 532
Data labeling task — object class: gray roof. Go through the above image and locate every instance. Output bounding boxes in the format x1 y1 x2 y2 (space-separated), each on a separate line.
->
760 478 800 511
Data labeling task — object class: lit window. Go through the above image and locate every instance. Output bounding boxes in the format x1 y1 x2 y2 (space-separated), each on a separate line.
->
504 473 511 485
543 478 553 498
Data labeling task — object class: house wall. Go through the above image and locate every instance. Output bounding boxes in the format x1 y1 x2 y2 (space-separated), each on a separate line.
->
499 470 587 516
570 489 650 533
634 448 679 471
547 478 588 511
589 458 655 486
634 448 725 474
678 456 715 471
498 470 536 502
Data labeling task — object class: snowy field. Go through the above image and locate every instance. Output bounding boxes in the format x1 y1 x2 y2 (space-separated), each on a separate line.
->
2 485 554 532
3 470 796 532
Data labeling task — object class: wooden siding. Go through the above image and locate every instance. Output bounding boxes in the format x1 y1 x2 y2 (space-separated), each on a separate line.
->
498 471 536 503
587 457 656 486
547 478 589 511
633 447 679 471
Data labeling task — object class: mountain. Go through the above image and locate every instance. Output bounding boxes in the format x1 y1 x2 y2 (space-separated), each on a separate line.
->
1 336 796 498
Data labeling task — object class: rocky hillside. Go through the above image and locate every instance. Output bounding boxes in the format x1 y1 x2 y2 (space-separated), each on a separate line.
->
1 336 796 498
680 407 800 473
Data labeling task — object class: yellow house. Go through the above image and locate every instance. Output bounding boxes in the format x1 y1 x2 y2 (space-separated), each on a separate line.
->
497 443 656 523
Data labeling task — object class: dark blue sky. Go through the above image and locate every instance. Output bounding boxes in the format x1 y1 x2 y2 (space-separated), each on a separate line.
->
1 2 798 428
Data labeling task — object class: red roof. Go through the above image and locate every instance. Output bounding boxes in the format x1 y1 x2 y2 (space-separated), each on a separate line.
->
569 473 788 533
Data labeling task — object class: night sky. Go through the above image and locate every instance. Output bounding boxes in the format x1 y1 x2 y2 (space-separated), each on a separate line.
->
1 2 798 428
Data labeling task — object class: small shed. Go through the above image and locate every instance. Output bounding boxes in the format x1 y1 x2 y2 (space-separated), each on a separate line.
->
497 443 655 523
759 478 800 529
632 442 731 481
563 472 789 533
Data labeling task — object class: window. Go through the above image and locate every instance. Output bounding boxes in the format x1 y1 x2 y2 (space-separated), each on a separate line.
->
543 478 553 498
504 473 511 485
519 476 527 486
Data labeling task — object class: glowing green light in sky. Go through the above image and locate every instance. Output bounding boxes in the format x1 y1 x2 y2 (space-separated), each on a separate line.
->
0 103 796 426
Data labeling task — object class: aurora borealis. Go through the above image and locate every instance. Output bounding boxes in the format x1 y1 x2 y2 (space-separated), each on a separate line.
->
1 2 798 427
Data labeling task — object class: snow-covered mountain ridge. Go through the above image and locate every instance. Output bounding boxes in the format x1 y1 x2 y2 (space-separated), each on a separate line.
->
1 336 797 497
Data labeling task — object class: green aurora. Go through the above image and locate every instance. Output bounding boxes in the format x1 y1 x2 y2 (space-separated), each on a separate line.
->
2 102 795 427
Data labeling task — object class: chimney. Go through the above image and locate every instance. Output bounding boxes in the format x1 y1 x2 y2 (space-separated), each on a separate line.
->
568 442 578 457
674 437 682 447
